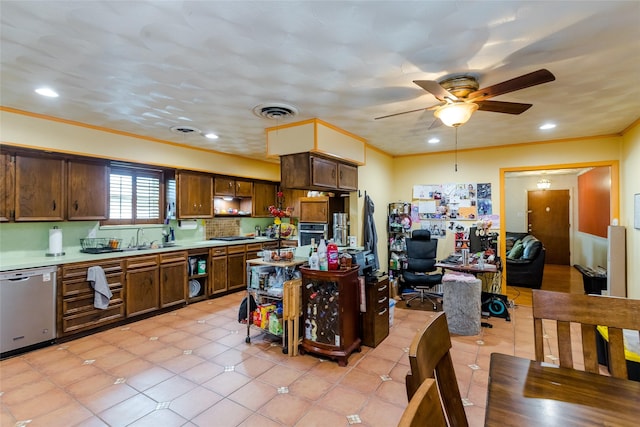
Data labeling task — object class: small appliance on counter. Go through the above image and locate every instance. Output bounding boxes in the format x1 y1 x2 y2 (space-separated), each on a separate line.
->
344 248 377 279
333 213 349 246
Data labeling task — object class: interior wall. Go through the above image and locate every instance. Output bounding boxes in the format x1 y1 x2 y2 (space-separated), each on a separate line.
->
621 121 640 299
0 109 280 181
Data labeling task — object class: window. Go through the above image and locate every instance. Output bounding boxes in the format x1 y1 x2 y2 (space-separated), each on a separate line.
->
106 165 163 225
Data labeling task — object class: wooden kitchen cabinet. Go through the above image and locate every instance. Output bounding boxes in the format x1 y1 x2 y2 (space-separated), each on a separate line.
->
227 244 247 291
177 170 213 218
160 251 187 308
14 154 65 221
58 260 125 336
299 197 329 223
252 181 277 217
0 152 14 222
125 255 160 317
67 159 109 220
210 246 228 295
215 177 253 197
280 152 358 192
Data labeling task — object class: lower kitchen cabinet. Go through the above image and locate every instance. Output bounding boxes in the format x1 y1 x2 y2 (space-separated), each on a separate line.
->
160 251 187 308
59 260 125 336
210 246 228 295
125 255 160 317
227 245 246 291
187 249 209 302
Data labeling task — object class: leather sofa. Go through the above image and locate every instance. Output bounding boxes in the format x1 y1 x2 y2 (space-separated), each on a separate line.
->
505 232 546 289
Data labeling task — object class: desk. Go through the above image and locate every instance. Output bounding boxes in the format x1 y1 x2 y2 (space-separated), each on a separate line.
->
485 353 640 427
435 262 497 275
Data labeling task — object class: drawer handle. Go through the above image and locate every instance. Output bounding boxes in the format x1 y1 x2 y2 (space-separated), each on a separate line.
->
378 307 388 315
378 296 388 304
378 284 387 292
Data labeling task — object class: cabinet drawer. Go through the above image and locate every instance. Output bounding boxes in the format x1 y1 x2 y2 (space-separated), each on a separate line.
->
126 255 159 269
227 244 245 254
62 287 123 315
61 303 124 335
160 251 187 264
62 260 123 280
210 246 227 256
246 243 263 252
62 273 123 297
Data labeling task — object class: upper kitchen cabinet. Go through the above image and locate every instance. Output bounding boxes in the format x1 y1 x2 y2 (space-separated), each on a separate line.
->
252 181 277 217
0 152 14 222
280 152 358 192
67 159 109 220
15 153 65 221
214 177 253 198
177 170 213 218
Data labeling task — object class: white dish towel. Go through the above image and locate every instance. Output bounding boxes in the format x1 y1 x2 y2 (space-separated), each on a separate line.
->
87 266 113 309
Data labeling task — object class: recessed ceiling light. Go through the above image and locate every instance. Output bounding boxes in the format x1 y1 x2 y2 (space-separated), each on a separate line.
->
539 123 556 130
204 133 219 139
35 87 59 97
428 138 440 144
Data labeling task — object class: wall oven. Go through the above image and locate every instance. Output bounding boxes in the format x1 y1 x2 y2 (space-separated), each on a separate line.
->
298 223 328 246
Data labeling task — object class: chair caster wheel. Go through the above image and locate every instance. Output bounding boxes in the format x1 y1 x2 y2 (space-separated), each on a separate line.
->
245 336 251 343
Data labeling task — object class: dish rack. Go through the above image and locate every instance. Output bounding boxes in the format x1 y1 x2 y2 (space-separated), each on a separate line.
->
80 238 123 254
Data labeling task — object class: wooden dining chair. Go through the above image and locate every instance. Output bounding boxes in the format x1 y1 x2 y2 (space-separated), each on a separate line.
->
532 289 640 379
406 311 468 427
398 378 447 427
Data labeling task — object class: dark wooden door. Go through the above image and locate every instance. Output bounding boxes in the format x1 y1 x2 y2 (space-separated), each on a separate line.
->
67 159 109 220
15 155 65 221
126 267 159 316
160 261 187 307
527 190 570 265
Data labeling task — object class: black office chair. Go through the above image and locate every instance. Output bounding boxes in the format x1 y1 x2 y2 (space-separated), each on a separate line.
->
401 230 443 310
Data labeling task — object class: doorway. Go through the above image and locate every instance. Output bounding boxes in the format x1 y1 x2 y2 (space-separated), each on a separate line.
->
527 189 570 265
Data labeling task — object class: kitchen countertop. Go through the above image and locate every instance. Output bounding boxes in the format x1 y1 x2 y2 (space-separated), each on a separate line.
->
0 237 282 272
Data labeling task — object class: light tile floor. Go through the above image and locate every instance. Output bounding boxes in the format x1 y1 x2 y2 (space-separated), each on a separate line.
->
0 292 535 427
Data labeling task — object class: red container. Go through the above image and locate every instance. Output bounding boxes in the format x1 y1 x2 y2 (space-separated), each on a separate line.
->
327 240 339 270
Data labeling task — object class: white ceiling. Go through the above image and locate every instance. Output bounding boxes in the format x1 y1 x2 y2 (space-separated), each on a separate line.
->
1 1 639 163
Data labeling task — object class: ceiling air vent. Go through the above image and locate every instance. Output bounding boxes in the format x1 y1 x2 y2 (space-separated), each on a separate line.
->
170 125 201 135
252 103 298 120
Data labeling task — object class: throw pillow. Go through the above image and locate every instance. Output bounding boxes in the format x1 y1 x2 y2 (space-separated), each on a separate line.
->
507 240 524 259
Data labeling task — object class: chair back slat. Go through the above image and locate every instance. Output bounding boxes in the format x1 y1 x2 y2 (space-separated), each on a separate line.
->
407 312 469 427
532 289 640 380
398 378 447 427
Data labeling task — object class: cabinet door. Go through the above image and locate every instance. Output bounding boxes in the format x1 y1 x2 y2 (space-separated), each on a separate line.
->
252 182 277 217
0 152 14 222
337 163 358 191
227 247 246 291
300 198 328 223
311 156 337 188
210 254 228 294
67 159 109 220
126 266 159 316
178 171 213 218
214 177 235 196
235 180 253 197
160 260 187 308
15 155 65 221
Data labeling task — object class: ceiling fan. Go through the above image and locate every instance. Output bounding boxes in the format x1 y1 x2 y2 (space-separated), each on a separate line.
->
375 69 555 127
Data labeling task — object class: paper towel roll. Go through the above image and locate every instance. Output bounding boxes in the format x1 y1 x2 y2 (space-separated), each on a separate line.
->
48 227 64 255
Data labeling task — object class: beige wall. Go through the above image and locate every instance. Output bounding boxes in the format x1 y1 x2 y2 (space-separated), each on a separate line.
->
2 108 638 296
0 110 280 180
621 122 640 299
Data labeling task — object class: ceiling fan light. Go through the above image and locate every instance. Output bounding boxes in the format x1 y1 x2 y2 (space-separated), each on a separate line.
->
434 102 478 127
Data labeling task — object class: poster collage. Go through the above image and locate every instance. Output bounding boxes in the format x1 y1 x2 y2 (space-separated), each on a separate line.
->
409 183 498 238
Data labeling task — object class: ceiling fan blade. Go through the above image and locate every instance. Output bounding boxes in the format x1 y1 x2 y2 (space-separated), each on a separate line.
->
467 69 555 101
374 103 440 120
413 80 459 101
476 100 533 114
428 118 443 129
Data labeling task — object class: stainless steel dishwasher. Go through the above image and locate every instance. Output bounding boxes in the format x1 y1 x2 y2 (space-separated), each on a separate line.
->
1 266 57 355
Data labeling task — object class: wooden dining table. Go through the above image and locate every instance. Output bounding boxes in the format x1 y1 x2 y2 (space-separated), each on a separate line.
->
485 353 640 426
